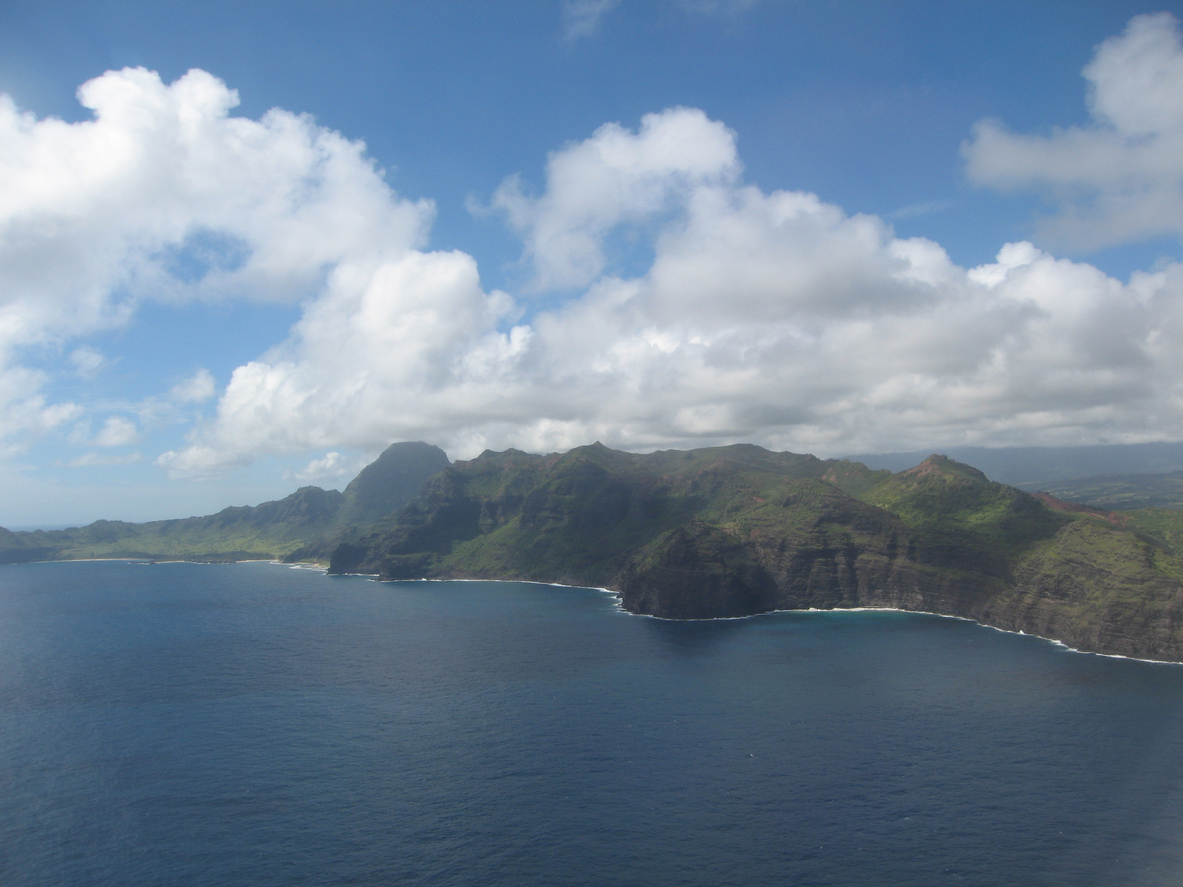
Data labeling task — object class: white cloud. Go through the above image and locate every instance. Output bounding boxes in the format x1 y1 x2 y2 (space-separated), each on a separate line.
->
0 367 80 458
159 102 1183 474
158 247 517 476
69 346 105 378
93 415 140 447
563 0 756 39
963 12 1183 249
888 200 952 220
676 0 758 14
170 368 216 404
14 43 1183 482
287 451 363 486
68 450 142 468
562 0 622 40
490 107 740 290
0 66 432 455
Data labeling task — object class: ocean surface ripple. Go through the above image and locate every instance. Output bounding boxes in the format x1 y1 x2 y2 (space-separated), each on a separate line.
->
2 561 1183 886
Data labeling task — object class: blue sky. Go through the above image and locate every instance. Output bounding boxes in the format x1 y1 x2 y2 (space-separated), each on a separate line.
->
2 0 1182 526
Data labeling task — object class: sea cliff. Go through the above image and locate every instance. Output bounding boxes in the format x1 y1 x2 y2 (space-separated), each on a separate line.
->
5 439 1183 661
329 444 1183 661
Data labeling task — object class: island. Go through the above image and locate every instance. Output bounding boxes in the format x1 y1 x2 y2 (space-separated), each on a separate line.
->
5 440 1183 662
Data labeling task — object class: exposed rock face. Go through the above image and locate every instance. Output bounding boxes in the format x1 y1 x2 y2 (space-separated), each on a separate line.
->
331 444 1183 661
981 520 1183 661
618 520 779 619
617 476 1006 621
1029 492 1131 526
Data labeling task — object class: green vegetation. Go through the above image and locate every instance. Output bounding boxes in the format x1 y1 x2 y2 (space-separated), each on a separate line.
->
0 442 448 564
1037 470 1183 511
330 446 1183 660
6 441 1183 661
1125 508 1183 551
0 486 342 563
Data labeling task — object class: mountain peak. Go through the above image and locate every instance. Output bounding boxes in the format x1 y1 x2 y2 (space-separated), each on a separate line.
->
335 441 451 528
902 454 990 483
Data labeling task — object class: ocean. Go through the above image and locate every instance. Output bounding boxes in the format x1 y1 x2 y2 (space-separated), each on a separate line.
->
2 560 1183 886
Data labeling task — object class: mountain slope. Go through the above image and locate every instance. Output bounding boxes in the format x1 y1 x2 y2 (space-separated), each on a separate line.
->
2 485 345 562
333 441 452 530
0 442 449 562
7 440 1183 660
332 445 1183 660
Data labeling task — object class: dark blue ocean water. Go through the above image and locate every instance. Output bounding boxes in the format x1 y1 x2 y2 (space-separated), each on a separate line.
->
3 562 1183 886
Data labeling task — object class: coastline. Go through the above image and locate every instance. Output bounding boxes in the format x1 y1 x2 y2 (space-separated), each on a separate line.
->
309 564 1183 667
10 557 1179 666
25 557 282 565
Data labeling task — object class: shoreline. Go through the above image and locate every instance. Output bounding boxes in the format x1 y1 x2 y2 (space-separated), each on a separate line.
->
314 565 1183 667
9 556 292 566
10 557 1182 667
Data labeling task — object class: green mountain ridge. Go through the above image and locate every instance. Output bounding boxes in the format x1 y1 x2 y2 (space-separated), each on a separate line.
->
5 440 1183 661
329 443 1183 661
0 442 449 564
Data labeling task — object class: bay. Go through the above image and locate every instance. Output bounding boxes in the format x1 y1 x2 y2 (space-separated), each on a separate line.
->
2 560 1183 886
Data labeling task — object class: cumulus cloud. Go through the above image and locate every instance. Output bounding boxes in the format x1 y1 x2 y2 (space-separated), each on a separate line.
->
0 66 431 454
14 42 1183 481
92 415 140 447
159 102 1183 475
490 107 740 290
158 247 519 476
170 368 217 404
964 12 1183 249
0 368 80 458
288 451 364 486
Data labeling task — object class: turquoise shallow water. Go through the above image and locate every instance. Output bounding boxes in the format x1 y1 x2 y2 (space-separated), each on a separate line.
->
2 560 1183 886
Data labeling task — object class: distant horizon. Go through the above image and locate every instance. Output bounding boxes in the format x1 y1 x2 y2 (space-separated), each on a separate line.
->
3 2 1182 524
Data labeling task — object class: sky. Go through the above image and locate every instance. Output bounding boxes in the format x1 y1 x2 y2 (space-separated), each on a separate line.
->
3 0 1183 526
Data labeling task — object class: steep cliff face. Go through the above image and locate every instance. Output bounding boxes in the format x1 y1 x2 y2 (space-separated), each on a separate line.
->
616 470 1015 621
989 520 1183 660
332 444 1183 661
617 521 780 618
